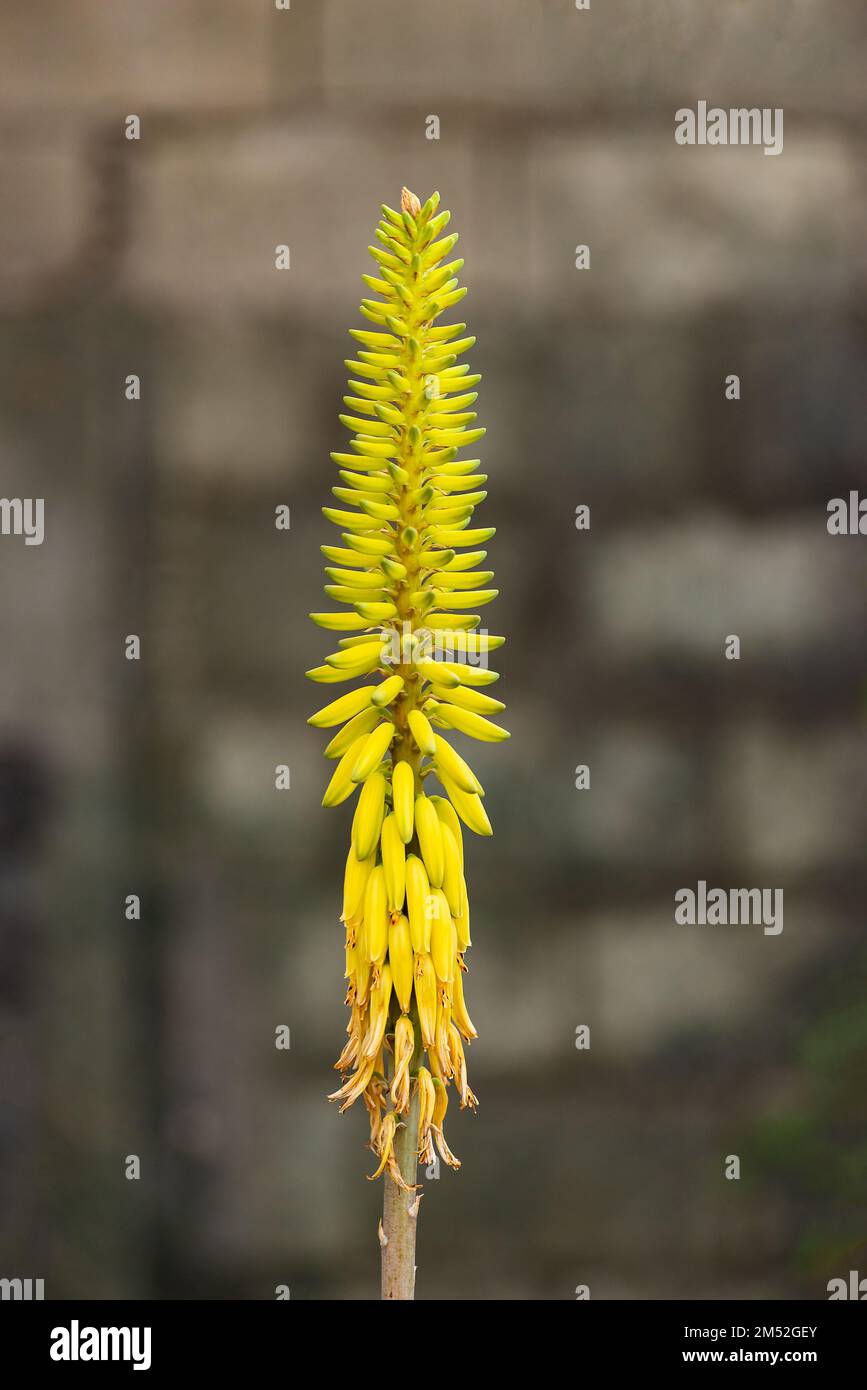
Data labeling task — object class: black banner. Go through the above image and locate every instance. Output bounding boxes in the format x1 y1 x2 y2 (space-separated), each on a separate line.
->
1 1299 863 1374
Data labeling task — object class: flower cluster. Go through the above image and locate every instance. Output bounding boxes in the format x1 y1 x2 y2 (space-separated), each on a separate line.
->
308 188 508 1186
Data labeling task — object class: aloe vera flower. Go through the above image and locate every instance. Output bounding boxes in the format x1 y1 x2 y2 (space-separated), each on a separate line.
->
308 187 508 1199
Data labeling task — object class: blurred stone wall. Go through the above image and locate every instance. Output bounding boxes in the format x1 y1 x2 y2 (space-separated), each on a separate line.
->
0 0 865 1299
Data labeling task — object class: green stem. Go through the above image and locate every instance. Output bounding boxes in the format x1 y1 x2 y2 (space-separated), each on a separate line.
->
380 1087 421 1299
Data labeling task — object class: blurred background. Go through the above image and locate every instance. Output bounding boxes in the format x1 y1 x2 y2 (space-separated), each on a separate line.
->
0 0 865 1300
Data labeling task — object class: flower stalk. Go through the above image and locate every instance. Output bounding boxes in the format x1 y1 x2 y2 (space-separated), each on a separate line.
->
308 187 508 1297
380 1087 421 1299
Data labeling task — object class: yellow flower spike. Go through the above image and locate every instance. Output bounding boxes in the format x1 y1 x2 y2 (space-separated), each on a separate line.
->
390 1014 415 1113
380 814 407 911
414 794 445 887
391 761 415 844
311 191 505 1234
388 913 413 1012
405 855 432 952
363 865 389 967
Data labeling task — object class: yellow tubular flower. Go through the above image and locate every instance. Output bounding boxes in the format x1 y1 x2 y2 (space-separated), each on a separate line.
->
416 1067 437 1167
314 188 508 1188
368 1110 398 1180
414 951 437 1048
388 912 413 1013
432 1079 461 1170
